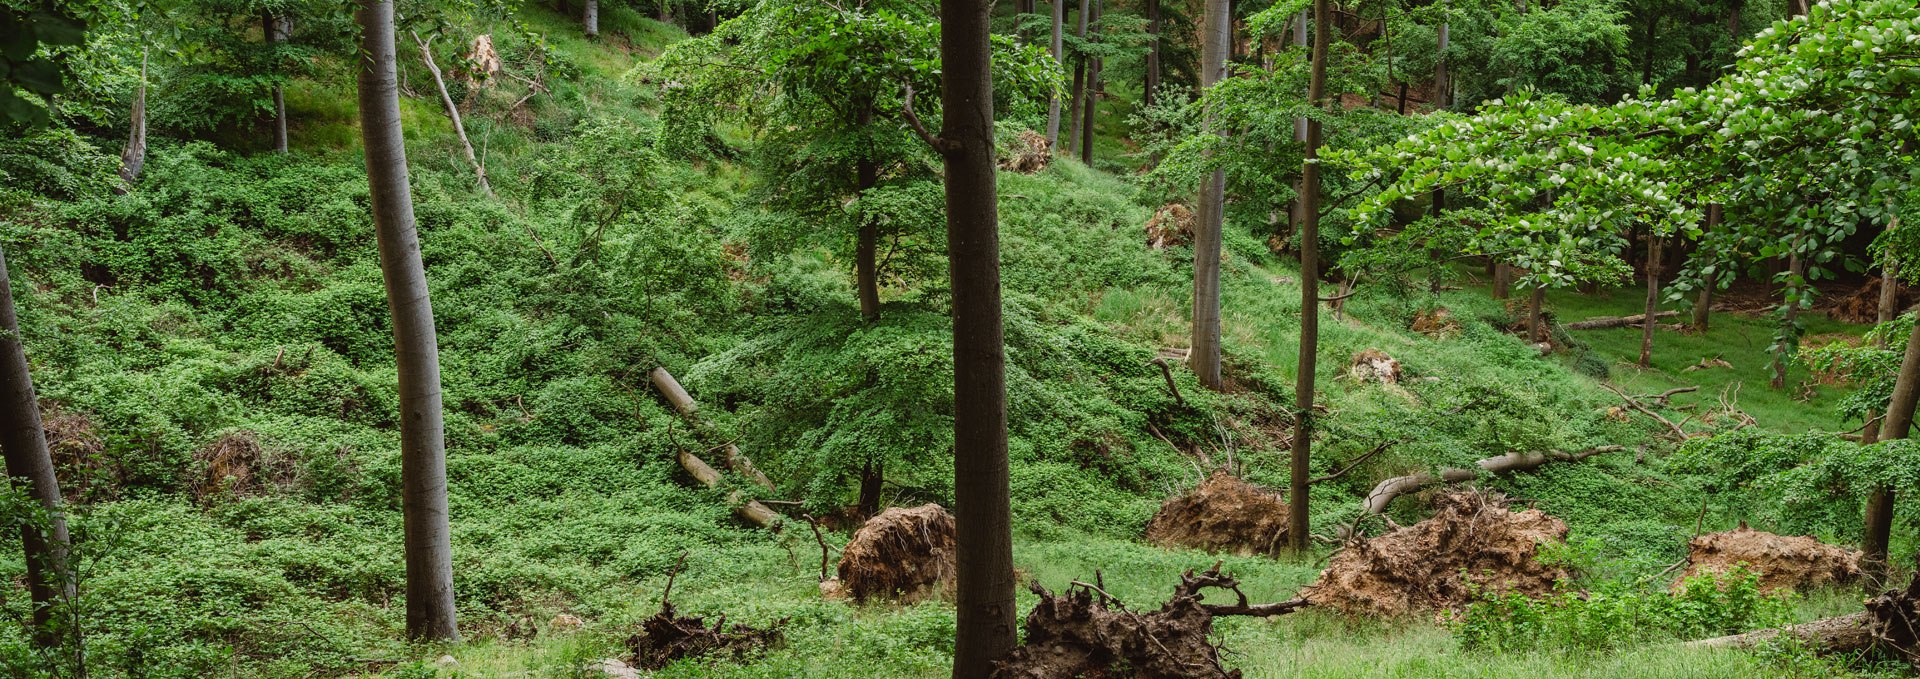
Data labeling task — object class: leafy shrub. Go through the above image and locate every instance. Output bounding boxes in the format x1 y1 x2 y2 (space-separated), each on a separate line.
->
1455 566 1793 653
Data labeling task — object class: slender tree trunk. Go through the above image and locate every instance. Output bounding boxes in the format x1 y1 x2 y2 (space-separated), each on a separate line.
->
0 246 74 655
1289 0 1329 557
1143 0 1160 108
1287 9 1307 252
1494 263 1512 299
412 32 493 197
1641 15 1658 87
1190 0 1230 391
266 13 291 153
1066 0 1089 158
856 101 880 322
942 0 1015 672
1640 235 1662 368
1772 250 1804 389
1529 283 1546 343
857 460 883 519
1863 215 1904 588
1694 204 1721 331
1045 0 1064 148
356 0 459 642
1867 307 1920 593
116 48 148 191
1432 22 1449 109
584 0 599 37
1788 0 1809 17
1428 189 1446 294
1078 0 1100 166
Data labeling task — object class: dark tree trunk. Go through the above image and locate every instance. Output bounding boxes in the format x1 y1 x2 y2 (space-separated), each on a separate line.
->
1190 0 1230 391
1046 0 1065 147
857 461 883 519
1287 9 1307 258
1494 263 1512 299
266 13 291 153
1432 23 1449 108
585 0 599 37
1427 189 1446 294
942 0 1016 672
1868 307 1920 592
856 101 880 322
356 0 459 642
1772 250 1804 389
1078 0 1100 166
0 246 74 654
1143 0 1160 108
1640 235 1662 368
1788 0 1809 17
1066 0 1089 158
1289 0 1329 557
1641 14 1658 87
116 49 148 191
1864 215 1904 587
1528 284 1546 343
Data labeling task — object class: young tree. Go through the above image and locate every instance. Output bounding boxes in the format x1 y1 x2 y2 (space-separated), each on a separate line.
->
936 0 1017 671
1066 0 1089 157
0 246 74 654
1142 0 1159 107
117 48 147 189
1078 0 1099 165
354 0 458 642
1288 0 1328 557
1190 0 1228 391
1047 0 1065 146
265 10 291 152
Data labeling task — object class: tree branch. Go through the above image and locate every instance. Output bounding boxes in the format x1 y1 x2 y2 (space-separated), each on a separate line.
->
900 85 960 153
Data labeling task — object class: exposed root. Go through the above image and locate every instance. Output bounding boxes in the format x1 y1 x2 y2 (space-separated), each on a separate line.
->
1410 307 1460 337
1347 348 1402 384
1143 472 1290 557
1307 492 1571 616
628 553 786 670
1146 204 1195 250
834 504 956 604
1676 526 1861 593
999 130 1052 173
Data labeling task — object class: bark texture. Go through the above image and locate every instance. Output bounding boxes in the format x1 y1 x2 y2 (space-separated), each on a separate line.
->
117 49 148 191
1189 0 1230 391
1142 0 1160 107
0 246 73 649
355 0 459 641
1288 0 1328 556
1077 0 1100 166
856 101 880 321
1359 446 1626 517
1640 235 1662 367
941 0 1018 671
266 13 291 153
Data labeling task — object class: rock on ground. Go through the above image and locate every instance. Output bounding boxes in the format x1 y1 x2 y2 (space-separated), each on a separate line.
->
1304 492 1570 616
1143 471 1290 557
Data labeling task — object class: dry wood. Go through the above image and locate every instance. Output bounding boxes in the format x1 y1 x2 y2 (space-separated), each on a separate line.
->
1603 383 1691 440
676 449 781 529
650 367 777 491
1359 445 1626 516
1685 612 1877 652
1564 310 1679 330
411 32 492 197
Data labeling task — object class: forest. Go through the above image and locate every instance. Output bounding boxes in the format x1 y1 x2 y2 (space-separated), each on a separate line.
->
1 0 1919 675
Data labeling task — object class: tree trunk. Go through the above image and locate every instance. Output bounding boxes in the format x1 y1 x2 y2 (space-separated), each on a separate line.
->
1641 14 1658 87
1640 235 1662 368
0 246 74 654
1772 250 1804 389
649 367 777 490
1528 284 1546 343
1065 0 1089 158
1493 262 1512 299
856 101 880 322
412 32 493 197
1078 0 1099 166
1788 0 1809 17
584 0 599 37
1189 0 1230 392
942 0 1017 671
1565 311 1678 330
1287 9 1307 257
1864 293 1920 591
116 49 148 191
1289 0 1329 557
1694 204 1721 331
266 13 291 153
1432 22 1449 109
857 461 883 519
1360 446 1627 517
1143 0 1160 108
1427 189 1446 294
1045 0 1064 148
1863 215 1905 588
356 0 459 642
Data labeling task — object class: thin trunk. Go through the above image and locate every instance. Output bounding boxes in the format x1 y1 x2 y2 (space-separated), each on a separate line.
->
584 0 599 37
1772 250 1804 389
1494 263 1512 299
266 13 290 153
1066 0 1089 158
412 32 493 197
1529 283 1546 343
1433 23 1449 109
1640 235 1662 368
1287 9 1307 254
1143 0 1160 108
1078 0 1100 166
1397 82 1408 114
1864 215 1904 588
1868 303 1920 592
1428 189 1446 293
0 246 74 655
1045 0 1064 148
1190 0 1230 391
116 49 148 191
943 0 1016 672
1289 0 1329 558
1694 204 1721 331
856 101 880 322
356 0 459 642
1641 14 1658 87
857 461 883 519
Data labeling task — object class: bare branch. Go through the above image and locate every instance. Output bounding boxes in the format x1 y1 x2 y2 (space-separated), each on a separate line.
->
900 85 959 153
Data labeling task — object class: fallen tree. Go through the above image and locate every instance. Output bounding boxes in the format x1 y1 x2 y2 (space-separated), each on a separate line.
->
991 564 1308 678
651 367 776 491
1564 311 1679 330
1308 492 1571 616
1360 445 1627 517
1686 570 1920 668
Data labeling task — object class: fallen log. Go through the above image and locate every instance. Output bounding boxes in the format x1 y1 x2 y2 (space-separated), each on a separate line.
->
1564 311 1679 330
678 449 782 529
1361 445 1626 516
650 367 776 491
1684 612 1877 653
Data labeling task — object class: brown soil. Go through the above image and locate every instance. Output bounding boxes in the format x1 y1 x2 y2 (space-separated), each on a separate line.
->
1827 277 1910 324
1145 203 1195 250
999 130 1052 174
1675 526 1861 593
1143 472 1290 557
1304 492 1571 616
1410 307 1460 337
1348 349 1403 384
833 504 957 604
627 602 784 670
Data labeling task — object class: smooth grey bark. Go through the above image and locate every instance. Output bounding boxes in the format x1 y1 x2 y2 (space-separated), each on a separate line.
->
116 49 148 191
1190 0 1230 391
355 0 459 642
1289 0 1328 557
941 0 1016 672
1045 0 1065 148
412 32 493 197
0 246 74 653
584 0 599 37
266 13 291 153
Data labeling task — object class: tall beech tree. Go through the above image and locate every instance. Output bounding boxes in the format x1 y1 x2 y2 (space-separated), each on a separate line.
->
0 246 73 653
934 0 1017 671
1047 0 1065 147
1288 0 1328 557
1189 0 1228 391
265 11 290 152
354 0 459 641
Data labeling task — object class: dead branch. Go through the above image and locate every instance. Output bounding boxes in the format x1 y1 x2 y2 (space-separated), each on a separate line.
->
1359 445 1629 517
651 367 777 491
802 514 832 582
900 85 959 153
1564 310 1679 330
1603 383 1691 440
1311 440 1397 485
1147 358 1185 407
410 31 493 197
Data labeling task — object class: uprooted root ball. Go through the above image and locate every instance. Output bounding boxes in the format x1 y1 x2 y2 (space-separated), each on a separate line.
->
1143 472 1289 557
627 602 785 670
1304 492 1570 616
1676 525 1861 593
833 503 957 604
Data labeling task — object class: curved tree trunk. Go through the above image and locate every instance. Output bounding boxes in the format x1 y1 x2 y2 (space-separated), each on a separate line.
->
0 246 74 655
942 0 1016 671
856 101 880 322
1772 249 1804 389
1190 0 1230 392
116 48 148 192
1360 446 1626 517
356 0 459 642
1864 215 1905 588
266 13 291 153
1288 0 1328 557
1045 0 1064 148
